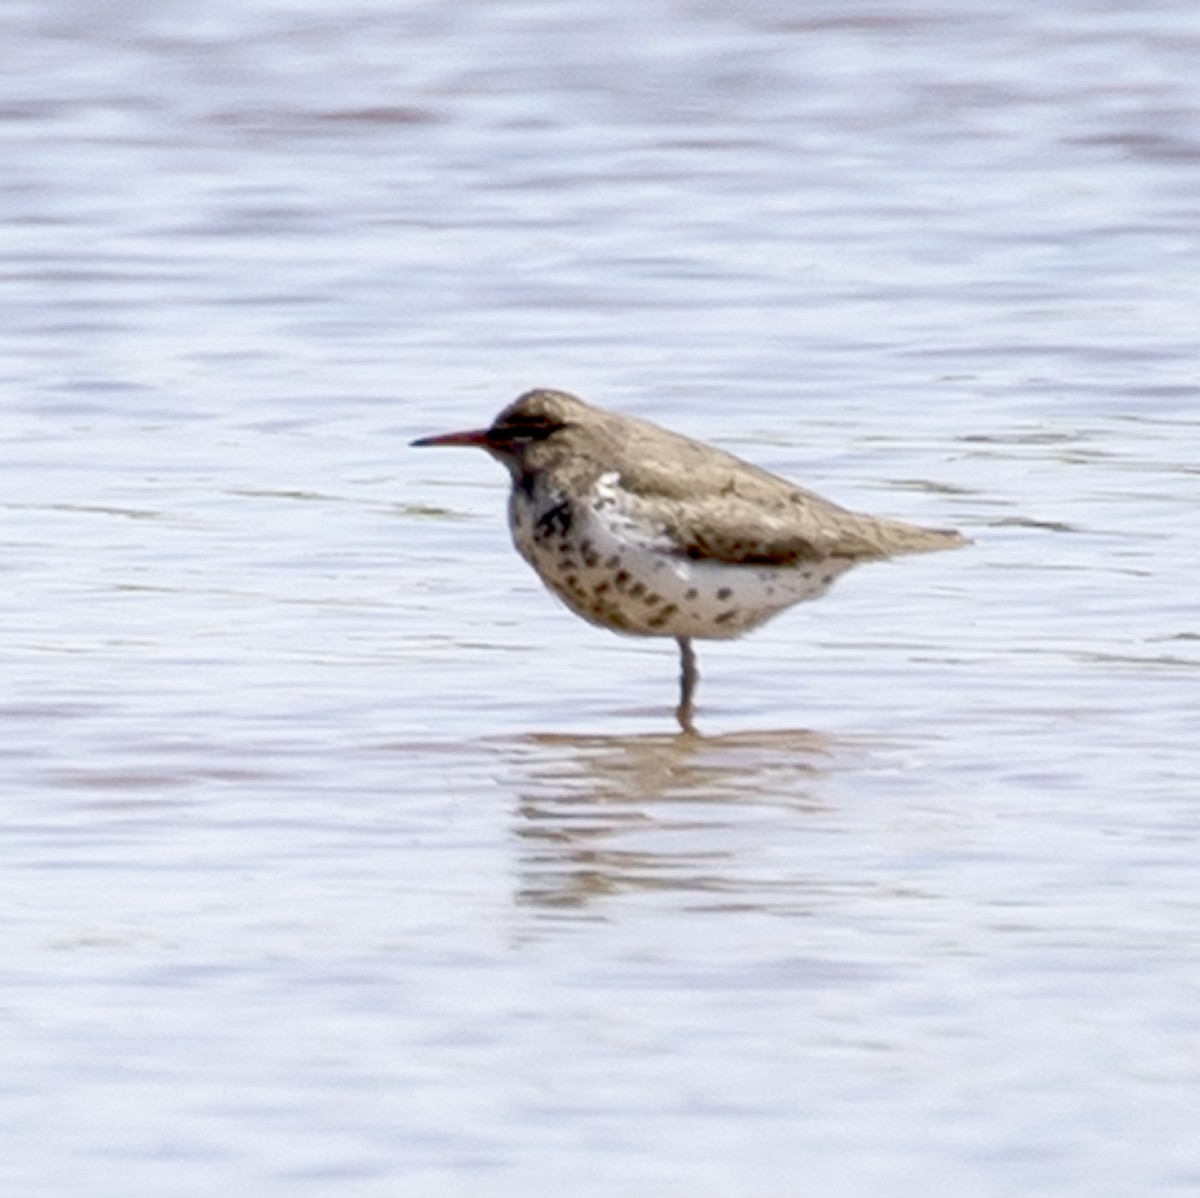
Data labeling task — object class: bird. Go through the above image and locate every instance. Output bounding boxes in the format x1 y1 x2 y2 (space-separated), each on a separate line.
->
413 388 966 731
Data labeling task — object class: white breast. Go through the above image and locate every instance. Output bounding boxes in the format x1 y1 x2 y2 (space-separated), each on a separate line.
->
510 472 849 640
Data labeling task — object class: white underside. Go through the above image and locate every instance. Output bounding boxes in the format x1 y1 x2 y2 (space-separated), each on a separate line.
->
510 472 851 640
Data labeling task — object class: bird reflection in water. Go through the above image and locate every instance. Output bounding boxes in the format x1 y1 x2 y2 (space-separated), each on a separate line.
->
499 727 839 917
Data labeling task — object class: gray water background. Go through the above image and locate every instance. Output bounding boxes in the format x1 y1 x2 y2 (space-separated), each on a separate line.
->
2 1 1199 1195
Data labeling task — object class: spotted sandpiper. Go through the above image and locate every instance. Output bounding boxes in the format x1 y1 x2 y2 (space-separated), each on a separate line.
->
413 389 966 731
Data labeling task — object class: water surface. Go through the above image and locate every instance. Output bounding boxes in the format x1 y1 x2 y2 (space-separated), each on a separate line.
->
3 1 1199 1195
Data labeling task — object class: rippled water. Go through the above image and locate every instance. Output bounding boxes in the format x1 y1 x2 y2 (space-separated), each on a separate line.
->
4 1 1200 1195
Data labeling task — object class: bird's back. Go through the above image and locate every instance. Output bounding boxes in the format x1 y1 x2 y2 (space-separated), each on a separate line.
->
540 405 966 568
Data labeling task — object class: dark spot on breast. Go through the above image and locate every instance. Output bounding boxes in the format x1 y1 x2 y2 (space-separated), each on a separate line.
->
660 604 678 619
685 588 699 600
583 551 599 568
715 609 737 624
628 581 645 599
821 572 834 585
605 554 621 570
717 586 732 601
535 501 572 540
580 539 594 555
594 580 610 594
644 593 661 607
647 614 667 629
615 569 630 589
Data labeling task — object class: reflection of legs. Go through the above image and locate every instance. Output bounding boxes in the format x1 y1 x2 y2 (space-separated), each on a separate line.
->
675 636 698 733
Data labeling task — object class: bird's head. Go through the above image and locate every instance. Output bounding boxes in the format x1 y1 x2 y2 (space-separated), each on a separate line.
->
412 389 587 478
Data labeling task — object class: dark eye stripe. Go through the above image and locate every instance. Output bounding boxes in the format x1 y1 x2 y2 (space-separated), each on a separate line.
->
493 417 563 442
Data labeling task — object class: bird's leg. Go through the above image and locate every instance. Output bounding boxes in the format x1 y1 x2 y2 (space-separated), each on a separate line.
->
675 636 699 734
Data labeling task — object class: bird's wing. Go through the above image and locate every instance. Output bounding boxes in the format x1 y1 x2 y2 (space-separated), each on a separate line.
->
581 418 964 565
656 491 888 565
619 454 889 565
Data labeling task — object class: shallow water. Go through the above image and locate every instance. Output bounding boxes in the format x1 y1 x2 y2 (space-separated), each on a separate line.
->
3 1 1200 1195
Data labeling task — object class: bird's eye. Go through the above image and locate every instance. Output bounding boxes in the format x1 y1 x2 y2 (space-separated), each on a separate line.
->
493 415 562 444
